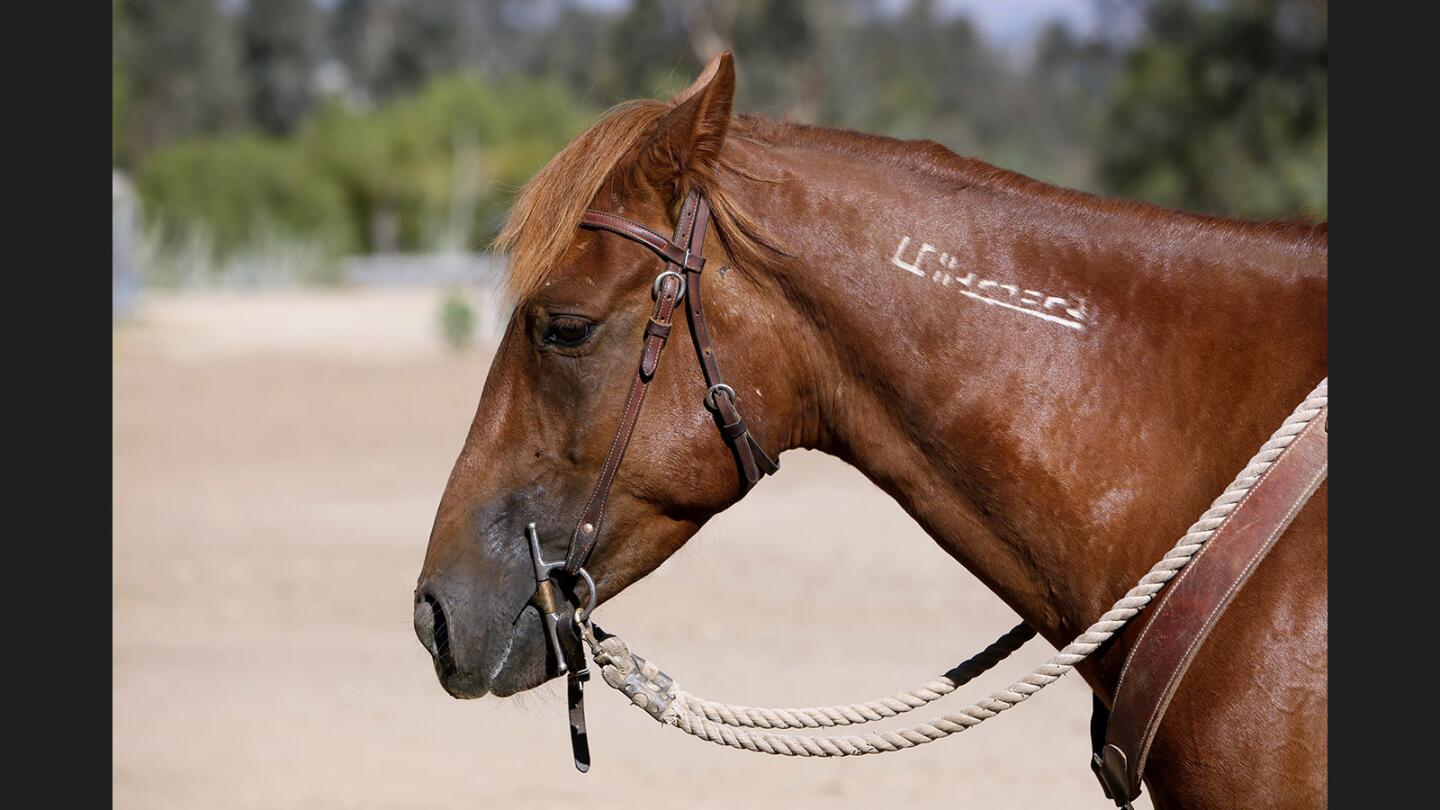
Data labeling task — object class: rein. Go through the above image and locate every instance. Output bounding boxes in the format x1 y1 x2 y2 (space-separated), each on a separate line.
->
522 189 1327 808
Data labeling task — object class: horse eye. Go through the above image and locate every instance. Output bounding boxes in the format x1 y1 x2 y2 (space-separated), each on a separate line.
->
543 315 595 348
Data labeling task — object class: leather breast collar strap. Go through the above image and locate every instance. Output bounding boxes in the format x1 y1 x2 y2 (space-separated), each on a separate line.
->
1090 405 1329 807
528 188 779 771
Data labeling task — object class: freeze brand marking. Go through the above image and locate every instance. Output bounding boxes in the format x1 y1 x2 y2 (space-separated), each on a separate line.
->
890 236 1090 331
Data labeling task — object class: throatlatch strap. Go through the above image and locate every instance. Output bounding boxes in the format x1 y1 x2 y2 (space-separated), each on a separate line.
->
681 196 779 489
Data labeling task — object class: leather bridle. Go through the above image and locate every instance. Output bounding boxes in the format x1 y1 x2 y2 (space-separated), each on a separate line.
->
524 187 779 771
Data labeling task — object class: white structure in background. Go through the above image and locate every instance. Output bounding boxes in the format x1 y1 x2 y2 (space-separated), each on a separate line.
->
341 252 509 343
113 170 140 320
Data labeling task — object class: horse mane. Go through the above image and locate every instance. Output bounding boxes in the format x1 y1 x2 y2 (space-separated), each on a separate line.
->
737 116 1327 251
495 104 1325 300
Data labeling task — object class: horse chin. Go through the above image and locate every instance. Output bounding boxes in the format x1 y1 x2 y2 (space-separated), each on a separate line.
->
472 614 554 699
437 673 489 700
487 666 548 698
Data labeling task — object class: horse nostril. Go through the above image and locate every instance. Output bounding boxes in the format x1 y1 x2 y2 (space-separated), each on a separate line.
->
414 597 438 655
415 590 457 678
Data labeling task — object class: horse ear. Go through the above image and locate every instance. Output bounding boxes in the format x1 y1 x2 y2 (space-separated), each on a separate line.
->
636 52 735 197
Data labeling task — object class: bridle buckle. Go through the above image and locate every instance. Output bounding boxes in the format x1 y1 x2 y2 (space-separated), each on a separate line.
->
652 270 686 301
704 383 736 410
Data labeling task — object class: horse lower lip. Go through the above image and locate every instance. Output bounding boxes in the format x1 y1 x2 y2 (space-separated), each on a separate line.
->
441 675 490 700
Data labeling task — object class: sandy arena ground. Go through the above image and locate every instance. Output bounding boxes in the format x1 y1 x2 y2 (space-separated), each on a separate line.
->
113 286 1150 809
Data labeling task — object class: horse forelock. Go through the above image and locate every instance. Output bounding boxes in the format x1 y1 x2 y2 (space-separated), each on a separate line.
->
493 99 670 301
494 104 796 302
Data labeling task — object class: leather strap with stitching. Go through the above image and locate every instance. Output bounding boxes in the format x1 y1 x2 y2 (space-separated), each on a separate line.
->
563 190 779 576
562 194 697 575
1094 404 1328 805
579 210 708 273
680 195 780 487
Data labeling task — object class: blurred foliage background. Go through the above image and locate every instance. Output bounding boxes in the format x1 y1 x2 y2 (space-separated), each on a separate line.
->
112 0 1327 286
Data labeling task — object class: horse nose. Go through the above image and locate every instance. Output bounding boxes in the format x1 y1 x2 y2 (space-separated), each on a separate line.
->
414 587 454 672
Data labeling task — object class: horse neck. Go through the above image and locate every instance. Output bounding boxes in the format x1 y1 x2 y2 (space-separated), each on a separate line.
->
719 136 1327 692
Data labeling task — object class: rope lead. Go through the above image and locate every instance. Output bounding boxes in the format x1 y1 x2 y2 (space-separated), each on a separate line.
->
581 380 1328 757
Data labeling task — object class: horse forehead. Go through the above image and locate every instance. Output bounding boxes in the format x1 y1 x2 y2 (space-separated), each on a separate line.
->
530 229 657 301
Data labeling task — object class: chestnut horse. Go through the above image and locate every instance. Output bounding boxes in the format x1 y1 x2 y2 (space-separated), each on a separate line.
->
415 54 1327 807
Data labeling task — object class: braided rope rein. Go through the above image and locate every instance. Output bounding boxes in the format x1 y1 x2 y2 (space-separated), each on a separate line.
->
579 378 1328 757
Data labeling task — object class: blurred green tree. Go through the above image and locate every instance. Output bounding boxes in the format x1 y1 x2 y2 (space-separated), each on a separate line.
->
599 0 701 101
298 74 592 253
1099 0 1327 218
136 135 354 257
330 0 513 103
241 0 323 135
113 0 130 166
114 0 249 164
116 0 1327 277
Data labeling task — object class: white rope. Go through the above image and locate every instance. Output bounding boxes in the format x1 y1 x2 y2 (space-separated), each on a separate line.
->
672 622 1035 730
581 378 1327 757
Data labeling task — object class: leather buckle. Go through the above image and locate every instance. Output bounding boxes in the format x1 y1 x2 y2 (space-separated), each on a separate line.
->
1092 752 1117 799
1091 745 1136 809
651 270 686 301
704 383 736 410
680 247 705 273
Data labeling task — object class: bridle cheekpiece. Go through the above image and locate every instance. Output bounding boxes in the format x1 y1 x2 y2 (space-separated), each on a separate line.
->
526 188 779 771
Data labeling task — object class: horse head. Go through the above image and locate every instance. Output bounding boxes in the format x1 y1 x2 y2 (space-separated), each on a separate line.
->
414 54 807 698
